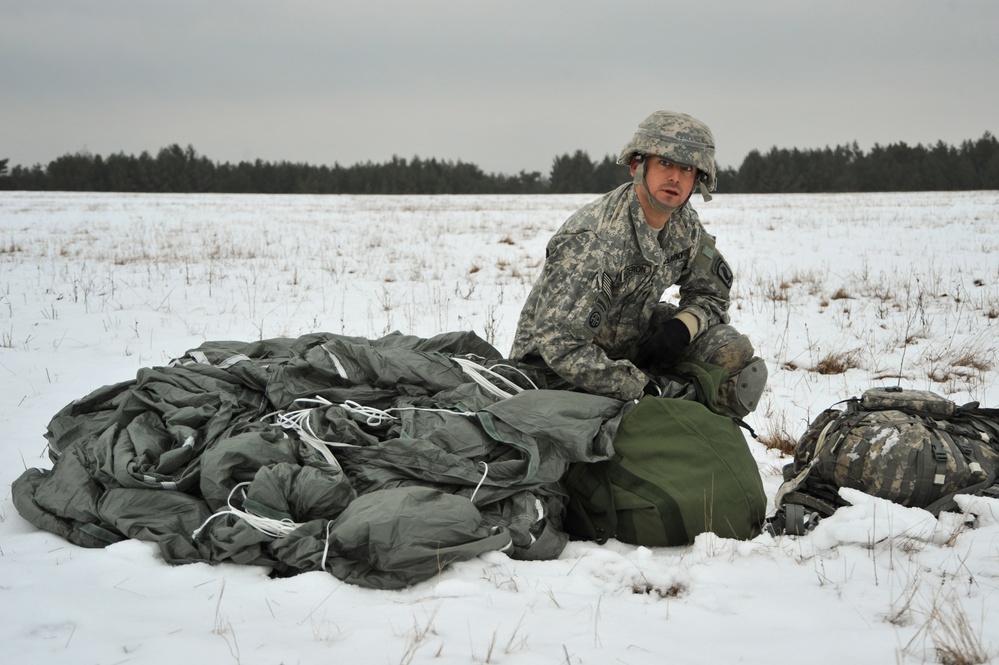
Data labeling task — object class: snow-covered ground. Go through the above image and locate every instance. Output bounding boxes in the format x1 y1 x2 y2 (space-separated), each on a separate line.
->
1 190 998 664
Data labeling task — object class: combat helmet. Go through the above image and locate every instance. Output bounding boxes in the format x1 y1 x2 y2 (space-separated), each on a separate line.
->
618 111 717 200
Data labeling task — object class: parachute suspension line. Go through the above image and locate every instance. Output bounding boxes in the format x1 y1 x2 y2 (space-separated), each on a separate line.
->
192 479 339 575
270 397 475 453
269 397 357 465
337 399 476 426
470 462 489 504
487 362 540 391
192 482 302 540
452 357 529 399
339 400 398 427
320 344 350 379
320 520 335 573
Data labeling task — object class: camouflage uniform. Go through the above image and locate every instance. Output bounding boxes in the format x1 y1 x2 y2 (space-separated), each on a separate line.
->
511 182 741 402
511 111 766 416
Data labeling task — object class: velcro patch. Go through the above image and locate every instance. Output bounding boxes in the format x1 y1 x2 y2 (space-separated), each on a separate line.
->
598 271 613 300
585 271 613 333
585 309 604 332
712 256 734 289
664 248 691 264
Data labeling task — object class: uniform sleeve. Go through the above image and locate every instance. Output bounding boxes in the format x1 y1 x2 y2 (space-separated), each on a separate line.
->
524 231 648 401
675 226 733 337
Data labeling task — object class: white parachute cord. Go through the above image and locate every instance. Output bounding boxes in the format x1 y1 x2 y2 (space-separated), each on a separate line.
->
390 406 475 419
192 482 302 540
270 398 476 460
272 409 348 464
470 462 489 504
262 396 335 425
339 400 398 427
268 397 357 465
320 344 350 380
452 357 525 400
320 520 335 572
487 362 540 391
338 400 476 426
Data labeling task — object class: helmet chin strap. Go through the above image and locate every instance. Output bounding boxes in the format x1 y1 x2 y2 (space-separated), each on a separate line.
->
698 179 713 202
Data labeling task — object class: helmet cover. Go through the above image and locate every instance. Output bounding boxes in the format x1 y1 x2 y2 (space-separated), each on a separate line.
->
617 111 717 192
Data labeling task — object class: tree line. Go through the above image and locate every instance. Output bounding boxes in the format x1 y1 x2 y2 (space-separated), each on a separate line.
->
1 132 996 194
719 133 999 192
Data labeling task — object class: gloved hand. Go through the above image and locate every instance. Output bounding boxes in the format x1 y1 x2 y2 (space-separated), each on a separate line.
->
634 317 691 375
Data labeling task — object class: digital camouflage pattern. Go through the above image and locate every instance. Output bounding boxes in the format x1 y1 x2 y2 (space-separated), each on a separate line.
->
617 111 718 192
859 387 956 416
779 388 999 514
510 183 734 402
825 409 995 504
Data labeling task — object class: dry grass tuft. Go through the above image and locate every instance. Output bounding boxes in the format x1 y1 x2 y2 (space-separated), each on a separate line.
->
952 352 993 373
901 587 993 665
811 349 862 375
766 281 791 302
929 594 992 665
757 429 797 457
830 287 853 300
756 407 798 456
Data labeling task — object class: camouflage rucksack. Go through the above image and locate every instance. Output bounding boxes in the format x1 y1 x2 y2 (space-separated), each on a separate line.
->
771 387 999 535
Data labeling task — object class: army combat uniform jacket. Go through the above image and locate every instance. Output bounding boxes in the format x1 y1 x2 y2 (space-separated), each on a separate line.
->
510 183 733 402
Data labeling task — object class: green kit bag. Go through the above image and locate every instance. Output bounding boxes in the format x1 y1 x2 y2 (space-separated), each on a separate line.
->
562 395 766 547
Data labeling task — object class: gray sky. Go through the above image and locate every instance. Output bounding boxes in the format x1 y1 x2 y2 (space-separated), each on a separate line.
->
2 0 997 175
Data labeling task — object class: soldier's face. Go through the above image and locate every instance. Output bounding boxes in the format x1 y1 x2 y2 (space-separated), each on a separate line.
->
632 156 697 209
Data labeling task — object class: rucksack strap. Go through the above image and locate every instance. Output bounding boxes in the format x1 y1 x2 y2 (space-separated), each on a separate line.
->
766 490 840 536
922 468 999 516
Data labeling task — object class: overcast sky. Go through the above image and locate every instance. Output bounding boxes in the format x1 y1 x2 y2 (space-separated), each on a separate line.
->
2 1 997 175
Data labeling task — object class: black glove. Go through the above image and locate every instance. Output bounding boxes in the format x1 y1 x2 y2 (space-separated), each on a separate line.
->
634 318 691 375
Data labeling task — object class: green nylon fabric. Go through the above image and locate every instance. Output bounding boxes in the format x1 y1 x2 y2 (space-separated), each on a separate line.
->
12 330 629 590
563 395 767 547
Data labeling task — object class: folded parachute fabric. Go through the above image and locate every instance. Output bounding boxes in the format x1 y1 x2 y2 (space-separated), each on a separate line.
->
12 330 629 590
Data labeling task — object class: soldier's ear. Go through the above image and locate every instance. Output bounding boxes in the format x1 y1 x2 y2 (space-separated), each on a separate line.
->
629 154 643 177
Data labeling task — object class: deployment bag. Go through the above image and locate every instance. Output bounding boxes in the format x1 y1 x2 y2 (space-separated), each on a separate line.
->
562 395 767 547
772 387 999 535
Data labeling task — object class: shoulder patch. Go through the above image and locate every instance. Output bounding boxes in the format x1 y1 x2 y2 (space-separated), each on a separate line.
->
585 309 604 332
585 271 613 333
712 256 734 289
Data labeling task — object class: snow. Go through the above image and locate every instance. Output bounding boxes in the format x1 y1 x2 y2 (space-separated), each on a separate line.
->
2 189 998 664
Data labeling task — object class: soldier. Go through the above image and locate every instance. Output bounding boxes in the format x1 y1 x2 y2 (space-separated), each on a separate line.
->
510 110 766 417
